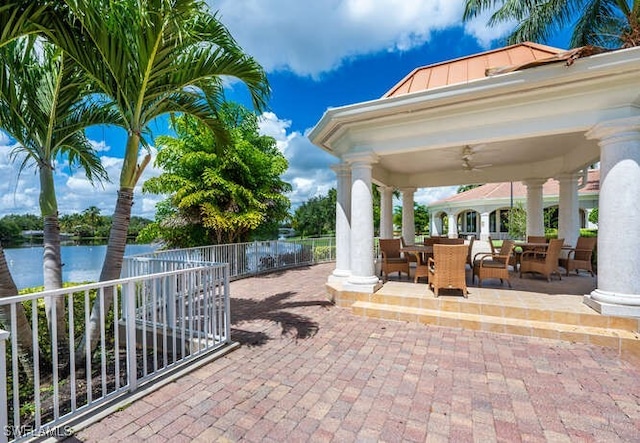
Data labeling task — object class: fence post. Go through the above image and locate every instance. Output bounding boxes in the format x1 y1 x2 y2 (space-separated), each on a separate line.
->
0 329 9 443
253 241 258 275
124 282 138 392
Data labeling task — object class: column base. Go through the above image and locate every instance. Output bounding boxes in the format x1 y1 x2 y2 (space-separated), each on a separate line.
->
584 290 640 318
343 275 382 293
328 269 351 284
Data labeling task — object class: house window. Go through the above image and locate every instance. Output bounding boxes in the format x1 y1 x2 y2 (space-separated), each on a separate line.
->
466 211 477 232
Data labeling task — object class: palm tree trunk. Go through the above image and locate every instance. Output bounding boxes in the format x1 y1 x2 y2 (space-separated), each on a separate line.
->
0 244 35 382
43 215 69 371
41 166 69 371
75 188 134 363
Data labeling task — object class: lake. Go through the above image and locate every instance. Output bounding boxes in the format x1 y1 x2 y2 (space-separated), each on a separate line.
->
4 244 157 290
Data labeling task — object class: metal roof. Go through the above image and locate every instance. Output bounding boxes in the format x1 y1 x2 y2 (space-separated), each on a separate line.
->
384 42 567 98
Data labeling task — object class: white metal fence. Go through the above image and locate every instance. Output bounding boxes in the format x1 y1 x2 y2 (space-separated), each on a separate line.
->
0 237 336 442
0 262 229 442
124 238 336 281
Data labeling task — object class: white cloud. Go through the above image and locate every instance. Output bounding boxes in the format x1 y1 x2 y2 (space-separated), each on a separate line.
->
89 139 111 153
258 112 337 207
0 136 163 219
213 0 507 77
463 9 515 48
415 186 457 207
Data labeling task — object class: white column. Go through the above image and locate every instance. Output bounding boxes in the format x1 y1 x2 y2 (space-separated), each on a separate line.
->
430 212 440 236
557 173 580 247
379 186 393 239
329 163 351 282
401 188 416 244
447 212 458 238
524 179 545 237
584 116 640 316
344 153 381 293
480 212 490 241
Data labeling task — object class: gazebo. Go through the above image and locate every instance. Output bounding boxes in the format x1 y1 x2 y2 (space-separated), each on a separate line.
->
309 42 640 318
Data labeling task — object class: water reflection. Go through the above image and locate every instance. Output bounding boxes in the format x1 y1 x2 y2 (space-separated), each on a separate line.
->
4 244 156 289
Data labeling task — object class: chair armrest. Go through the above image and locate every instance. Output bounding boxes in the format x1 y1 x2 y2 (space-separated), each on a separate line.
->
479 253 510 267
521 250 546 259
473 252 492 262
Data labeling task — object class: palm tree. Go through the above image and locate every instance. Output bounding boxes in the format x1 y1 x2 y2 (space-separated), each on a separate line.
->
463 0 640 49
82 206 102 238
0 37 114 369
43 0 270 357
0 0 56 382
0 1 46 47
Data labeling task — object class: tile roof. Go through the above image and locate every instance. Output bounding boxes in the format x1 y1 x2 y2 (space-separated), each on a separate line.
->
384 42 566 98
432 169 600 206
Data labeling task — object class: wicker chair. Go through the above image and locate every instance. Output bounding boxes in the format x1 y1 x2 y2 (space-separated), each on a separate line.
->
472 240 515 287
439 237 465 245
520 238 564 282
465 237 475 269
558 236 597 276
527 235 547 244
379 238 410 282
423 237 441 247
428 244 468 297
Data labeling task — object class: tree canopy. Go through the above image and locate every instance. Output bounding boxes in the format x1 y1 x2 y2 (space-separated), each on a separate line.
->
463 0 640 49
141 104 291 247
292 189 336 237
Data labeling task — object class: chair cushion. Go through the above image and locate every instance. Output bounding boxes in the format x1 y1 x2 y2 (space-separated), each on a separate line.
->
480 260 506 268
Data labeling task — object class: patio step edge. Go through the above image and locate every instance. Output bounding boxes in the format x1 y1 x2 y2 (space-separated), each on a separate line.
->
351 301 640 358
363 291 638 330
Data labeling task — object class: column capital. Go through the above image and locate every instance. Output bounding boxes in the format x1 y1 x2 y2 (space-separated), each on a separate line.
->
555 172 579 183
343 151 379 166
586 116 640 144
399 187 416 194
523 178 547 188
330 162 352 178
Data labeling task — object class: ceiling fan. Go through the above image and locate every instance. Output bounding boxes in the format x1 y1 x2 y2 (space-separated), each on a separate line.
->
461 145 492 171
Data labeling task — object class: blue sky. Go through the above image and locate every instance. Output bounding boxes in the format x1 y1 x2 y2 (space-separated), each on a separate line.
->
0 1 571 219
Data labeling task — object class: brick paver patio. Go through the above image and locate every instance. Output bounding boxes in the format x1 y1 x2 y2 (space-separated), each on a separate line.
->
75 263 640 442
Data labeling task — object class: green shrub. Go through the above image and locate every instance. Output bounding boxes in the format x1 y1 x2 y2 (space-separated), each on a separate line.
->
313 245 335 262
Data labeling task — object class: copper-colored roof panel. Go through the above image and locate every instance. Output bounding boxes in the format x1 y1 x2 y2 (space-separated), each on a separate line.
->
467 56 489 82
486 51 511 70
392 79 412 96
427 64 449 90
447 60 468 86
384 42 569 98
507 46 537 65
409 69 431 94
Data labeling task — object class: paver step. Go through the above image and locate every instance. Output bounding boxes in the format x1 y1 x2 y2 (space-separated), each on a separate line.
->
361 291 639 331
351 301 640 358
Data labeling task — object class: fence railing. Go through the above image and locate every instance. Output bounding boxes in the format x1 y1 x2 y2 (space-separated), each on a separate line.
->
0 262 229 443
1 237 335 442
124 237 336 281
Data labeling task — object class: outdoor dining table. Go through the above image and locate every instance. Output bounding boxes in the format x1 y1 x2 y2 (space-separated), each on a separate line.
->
400 244 434 260
400 245 434 284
